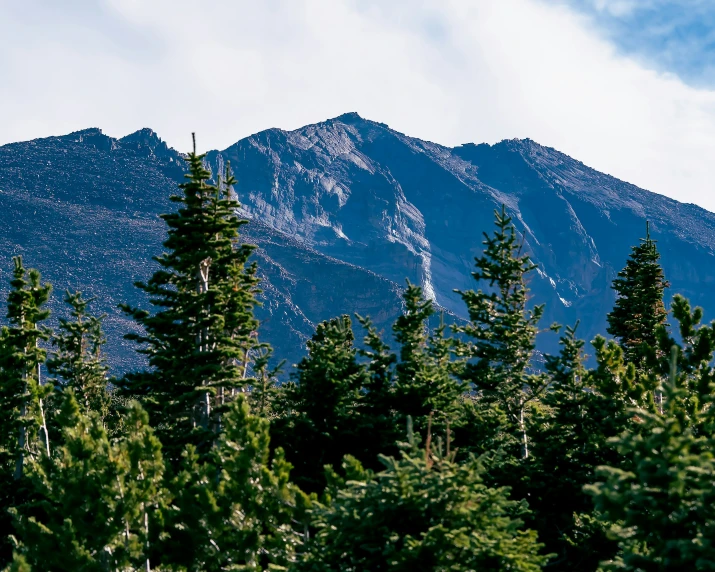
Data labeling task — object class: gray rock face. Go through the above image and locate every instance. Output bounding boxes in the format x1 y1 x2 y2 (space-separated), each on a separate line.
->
0 113 713 371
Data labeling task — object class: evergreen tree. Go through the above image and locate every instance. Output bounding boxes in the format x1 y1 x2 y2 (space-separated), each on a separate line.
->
392 282 462 435
301 421 549 571
607 222 670 370
10 390 165 571
529 325 618 570
160 396 305 570
588 335 715 571
46 291 111 426
0 257 53 479
453 206 546 460
121 137 262 459
0 258 52 567
272 315 368 492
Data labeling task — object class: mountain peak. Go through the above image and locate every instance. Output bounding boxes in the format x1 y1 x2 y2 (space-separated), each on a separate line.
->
120 127 175 159
332 111 364 123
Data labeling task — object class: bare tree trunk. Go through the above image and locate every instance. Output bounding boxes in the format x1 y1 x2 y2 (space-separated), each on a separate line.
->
38 361 50 457
520 406 529 460
144 506 151 572
197 257 212 429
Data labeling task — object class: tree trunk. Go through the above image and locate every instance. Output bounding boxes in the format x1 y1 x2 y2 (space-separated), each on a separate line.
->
520 406 529 459
38 362 50 457
196 257 212 429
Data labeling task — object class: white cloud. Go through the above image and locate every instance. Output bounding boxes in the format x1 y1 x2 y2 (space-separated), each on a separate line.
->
3 0 715 210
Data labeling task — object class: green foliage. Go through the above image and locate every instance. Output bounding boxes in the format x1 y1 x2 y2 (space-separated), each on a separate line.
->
589 299 715 571
0 257 53 479
453 205 546 460
529 325 619 569
607 222 670 370
160 396 305 571
392 282 463 435
121 140 263 460
301 424 549 572
10 390 165 571
272 315 369 492
46 290 112 429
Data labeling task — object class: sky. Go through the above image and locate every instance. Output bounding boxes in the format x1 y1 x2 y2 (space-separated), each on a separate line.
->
3 0 715 210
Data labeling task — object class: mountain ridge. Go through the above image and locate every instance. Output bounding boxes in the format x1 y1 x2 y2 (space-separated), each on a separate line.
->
1 112 713 369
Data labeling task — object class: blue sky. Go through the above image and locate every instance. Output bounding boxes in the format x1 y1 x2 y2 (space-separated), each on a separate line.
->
3 0 715 211
557 0 715 86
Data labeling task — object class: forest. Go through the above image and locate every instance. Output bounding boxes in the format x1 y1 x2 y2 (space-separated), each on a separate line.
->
0 142 709 571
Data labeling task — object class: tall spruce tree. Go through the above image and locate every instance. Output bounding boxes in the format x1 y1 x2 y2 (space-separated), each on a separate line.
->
0 259 52 567
0 257 53 481
453 206 546 460
588 317 715 570
121 136 262 459
607 222 669 370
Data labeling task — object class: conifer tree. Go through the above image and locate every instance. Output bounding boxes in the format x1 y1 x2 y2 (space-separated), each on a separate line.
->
392 282 462 435
0 257 53 481
607 222 669 370
121 136 262 459
10 390 165 571
529 326 618 570
160 396 305 570
588 334 715 571
46 291 111 425
271 315 368 492
301 421 549 571
453 206 546 460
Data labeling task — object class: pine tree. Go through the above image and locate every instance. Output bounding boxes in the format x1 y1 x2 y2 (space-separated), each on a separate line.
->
453 206 546 460
392 282 462 435
301 420 549 571
121 136 262 460
607 222 669 370
9 390 165 571
46 291 111 425
271 315 368 492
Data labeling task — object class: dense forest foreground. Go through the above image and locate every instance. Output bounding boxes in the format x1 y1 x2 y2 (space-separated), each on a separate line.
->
0 143 709 571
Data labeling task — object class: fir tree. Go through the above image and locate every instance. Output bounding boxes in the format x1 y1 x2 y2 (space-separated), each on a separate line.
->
121 136 262 459
301 420 549 571
0 257 53 479
587 338 715 570
529 325 618 570
453 206 546 460
271 315 368 492
0 258 53 565
392 282 462 435
46 291 111 425
607 222 670 370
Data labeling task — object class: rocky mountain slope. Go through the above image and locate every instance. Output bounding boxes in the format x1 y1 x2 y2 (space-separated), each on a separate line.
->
0 113 713 371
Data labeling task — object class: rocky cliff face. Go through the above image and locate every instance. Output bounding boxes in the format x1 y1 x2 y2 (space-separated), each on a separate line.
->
0 113 713 371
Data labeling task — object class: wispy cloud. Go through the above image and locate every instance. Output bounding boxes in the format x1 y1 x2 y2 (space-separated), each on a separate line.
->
3 0 715 212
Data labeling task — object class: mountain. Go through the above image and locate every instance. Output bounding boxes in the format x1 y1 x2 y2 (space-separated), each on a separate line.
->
0 113 713 372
